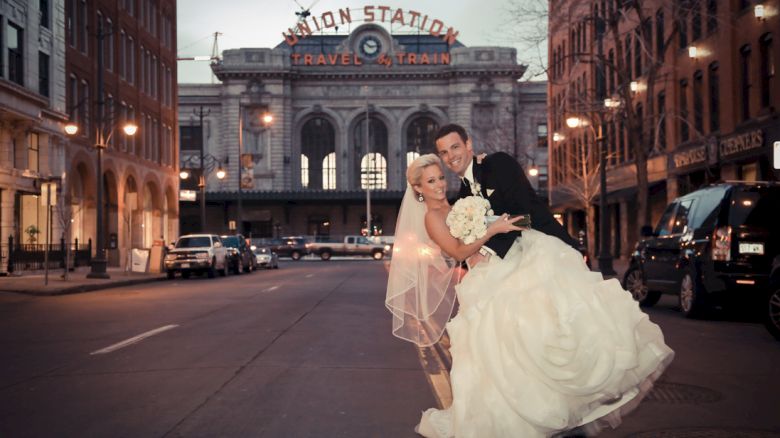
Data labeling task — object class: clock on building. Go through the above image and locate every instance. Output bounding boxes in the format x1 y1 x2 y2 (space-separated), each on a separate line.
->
358 35 382 59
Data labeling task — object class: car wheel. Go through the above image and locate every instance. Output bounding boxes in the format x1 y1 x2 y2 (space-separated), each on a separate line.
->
679 270 708 318
372 251 384 260
291 251 302 261
320 251 332 261
765 285 780 341
166 270 175 280
181 271 191 279
623 267 660 307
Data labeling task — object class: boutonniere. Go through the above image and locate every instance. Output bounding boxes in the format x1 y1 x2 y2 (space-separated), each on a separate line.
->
471 180 483 197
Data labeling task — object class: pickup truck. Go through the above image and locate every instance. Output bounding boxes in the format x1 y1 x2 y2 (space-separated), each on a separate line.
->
305 235 390 260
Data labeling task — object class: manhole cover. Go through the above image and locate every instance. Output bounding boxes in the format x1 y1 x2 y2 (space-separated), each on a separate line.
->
629 428 780 437
645 382 722 404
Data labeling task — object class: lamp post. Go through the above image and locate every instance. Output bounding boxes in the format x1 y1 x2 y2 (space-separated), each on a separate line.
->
363 86 371 237
565 108 617 277
193 106 210 231
237 109 272 236
179 154 226 232
66 20 137 279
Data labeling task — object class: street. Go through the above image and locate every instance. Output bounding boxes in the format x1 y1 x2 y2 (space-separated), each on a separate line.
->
1 261 779 437
0 261 434 437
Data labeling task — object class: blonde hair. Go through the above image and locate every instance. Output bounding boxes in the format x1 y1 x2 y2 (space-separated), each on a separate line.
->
407 154 443 187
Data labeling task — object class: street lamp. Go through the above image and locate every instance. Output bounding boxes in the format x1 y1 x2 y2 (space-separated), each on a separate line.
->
66 19 137 279
565 102 620 276
179 153 226 232
237 109 273 236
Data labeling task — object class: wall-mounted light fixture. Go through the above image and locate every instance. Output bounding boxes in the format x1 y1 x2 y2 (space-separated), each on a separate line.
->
688 46 698 59
755 4 765 20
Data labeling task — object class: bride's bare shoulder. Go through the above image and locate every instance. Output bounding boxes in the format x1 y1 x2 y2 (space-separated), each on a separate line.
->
425 207 448 225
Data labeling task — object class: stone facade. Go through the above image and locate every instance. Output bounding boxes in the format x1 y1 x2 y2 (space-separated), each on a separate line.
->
179 24 536 240
0 0 68 272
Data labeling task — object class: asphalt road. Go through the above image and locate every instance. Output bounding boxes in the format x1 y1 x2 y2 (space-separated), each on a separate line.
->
1 261 779 437
0 261 434 437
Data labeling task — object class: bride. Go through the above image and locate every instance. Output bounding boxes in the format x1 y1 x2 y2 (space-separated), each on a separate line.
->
386 154 674 438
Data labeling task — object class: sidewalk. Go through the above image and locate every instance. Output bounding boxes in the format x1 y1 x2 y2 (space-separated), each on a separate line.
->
0 267 166 296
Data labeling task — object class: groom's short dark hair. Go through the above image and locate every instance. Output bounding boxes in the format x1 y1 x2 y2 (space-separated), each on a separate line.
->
434 123 469 144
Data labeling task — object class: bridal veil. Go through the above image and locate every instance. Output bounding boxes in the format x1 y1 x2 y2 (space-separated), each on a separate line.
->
385 185 459 347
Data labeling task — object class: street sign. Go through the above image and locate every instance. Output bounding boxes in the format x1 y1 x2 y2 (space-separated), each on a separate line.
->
774 141 780 170
180 190 197 201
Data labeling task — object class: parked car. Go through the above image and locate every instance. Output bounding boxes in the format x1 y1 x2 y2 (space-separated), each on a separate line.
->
623 181 779 318
270 236 309 260
765 255 780 341
253 246 279 269
220 234 254 274
305 235 389 260
164 234 229 279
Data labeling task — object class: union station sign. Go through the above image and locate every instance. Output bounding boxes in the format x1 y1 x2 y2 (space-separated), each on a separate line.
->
282 5 460 67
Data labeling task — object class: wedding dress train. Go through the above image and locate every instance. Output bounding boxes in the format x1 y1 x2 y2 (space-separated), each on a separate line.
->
416 229 674 438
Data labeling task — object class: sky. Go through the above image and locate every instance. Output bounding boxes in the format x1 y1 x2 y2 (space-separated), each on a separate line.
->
176 0 548 83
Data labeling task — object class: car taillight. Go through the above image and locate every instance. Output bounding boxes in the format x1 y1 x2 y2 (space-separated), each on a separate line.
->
712 226 731 261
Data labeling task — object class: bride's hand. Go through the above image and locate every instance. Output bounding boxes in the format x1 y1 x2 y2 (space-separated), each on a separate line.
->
476 153 488 164
487 214 524 236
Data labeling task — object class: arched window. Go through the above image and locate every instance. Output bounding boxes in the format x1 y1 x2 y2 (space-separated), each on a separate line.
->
361 153 387 189
405 116 439 167
354 117 388 189
406 151 420 167
322 152 336 190
300 154 310 188
300 117 335 190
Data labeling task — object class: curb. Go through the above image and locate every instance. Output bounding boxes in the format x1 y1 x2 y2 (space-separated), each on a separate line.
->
0 276 167 296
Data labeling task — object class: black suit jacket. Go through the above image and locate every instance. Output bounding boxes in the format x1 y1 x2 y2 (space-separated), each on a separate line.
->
458 152 580 258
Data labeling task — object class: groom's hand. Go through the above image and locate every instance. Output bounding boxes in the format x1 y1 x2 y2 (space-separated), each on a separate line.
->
466 251 489 268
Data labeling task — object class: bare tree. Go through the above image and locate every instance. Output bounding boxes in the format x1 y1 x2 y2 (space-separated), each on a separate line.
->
508 0 700 238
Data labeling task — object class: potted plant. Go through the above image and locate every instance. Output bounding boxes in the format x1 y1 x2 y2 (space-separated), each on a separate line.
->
25 225 40 244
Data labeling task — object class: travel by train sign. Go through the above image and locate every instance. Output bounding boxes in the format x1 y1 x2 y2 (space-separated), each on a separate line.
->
282 5 460 67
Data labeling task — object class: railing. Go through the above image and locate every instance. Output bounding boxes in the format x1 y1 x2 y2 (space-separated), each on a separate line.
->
0 236 92 275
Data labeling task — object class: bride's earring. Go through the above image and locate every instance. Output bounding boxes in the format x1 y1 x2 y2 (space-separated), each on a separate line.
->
417 193 424 202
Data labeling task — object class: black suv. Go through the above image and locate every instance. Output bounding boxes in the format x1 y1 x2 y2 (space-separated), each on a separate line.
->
271 236 309 260
623 181 779 318
220 234 255 274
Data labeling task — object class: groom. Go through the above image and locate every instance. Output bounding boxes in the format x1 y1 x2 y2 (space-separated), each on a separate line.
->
434 123 580 259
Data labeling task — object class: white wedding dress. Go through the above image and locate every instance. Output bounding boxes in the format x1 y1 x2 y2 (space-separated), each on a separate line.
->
416 229 674 438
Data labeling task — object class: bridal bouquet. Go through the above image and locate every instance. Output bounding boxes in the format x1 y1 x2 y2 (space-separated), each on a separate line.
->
446 196 494 244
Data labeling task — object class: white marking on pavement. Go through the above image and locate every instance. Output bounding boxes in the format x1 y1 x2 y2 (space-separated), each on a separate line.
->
90 324 179 355
266 285 279 292
305 274 314 278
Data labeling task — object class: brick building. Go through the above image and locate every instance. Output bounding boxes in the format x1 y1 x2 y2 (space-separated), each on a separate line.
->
548 0 779 259
64 0 178 267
